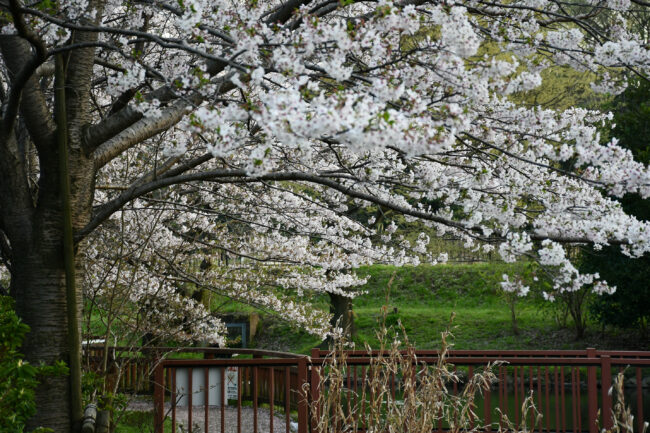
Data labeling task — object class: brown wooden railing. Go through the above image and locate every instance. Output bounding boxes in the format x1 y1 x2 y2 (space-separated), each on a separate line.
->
83 345 301 395
143 348 650 433
308 348 650 433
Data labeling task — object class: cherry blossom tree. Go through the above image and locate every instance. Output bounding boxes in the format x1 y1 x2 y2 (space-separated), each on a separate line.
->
2 0 650 430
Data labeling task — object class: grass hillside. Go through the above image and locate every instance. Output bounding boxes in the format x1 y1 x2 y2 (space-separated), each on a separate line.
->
251 263 649 353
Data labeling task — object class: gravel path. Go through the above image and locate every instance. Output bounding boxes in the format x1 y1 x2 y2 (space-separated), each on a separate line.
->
127 399 297 433
163 406 295 433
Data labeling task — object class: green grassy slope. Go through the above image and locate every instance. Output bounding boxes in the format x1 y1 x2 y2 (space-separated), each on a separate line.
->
351 263 547 349
252 263 649 353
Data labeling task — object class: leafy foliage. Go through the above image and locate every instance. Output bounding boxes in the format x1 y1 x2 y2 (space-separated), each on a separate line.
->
0 296 67 433
581 80 650 336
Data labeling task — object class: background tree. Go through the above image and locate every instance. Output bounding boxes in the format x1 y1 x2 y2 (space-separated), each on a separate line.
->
581 79 650 339
2 1 650 431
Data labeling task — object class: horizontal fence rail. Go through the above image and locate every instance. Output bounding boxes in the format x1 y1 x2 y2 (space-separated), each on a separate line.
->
140 348 650 433
82 344 301 394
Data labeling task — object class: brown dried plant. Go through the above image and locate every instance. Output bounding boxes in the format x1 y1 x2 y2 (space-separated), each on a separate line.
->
306 272 502 433
598 371 648 433
495 391 542 433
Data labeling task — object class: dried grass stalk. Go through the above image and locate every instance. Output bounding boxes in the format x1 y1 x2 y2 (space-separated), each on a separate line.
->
598 371 648 433
306 311 503 433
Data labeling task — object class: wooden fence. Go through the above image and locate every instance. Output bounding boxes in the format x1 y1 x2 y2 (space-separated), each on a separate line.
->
147 348 650 433
83 345 302 397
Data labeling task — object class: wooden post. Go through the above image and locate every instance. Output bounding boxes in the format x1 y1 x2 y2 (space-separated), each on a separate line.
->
636 367 644 433
310 348 321 433
587 348 598 433
297 357 309 433
601 355 613 430
81 404 97 433
56 53 83 433
153 363 165 433
95 410 110 433
252 353 262 412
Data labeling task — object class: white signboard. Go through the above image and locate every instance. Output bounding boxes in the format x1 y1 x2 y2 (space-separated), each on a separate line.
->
225 366 239 401
174 367 222 407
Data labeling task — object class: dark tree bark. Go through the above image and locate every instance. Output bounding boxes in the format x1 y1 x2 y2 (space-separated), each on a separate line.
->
3 130 95 433
1 104 96 433
329 292 355 338
0 16 98 429
10 229 71 431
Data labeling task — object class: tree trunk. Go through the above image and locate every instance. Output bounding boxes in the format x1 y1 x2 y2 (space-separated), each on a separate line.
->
329 293 355 338
3 109 95 432
0 4 100 430
510 304 519 335
8 189 92 432
11 240 72 432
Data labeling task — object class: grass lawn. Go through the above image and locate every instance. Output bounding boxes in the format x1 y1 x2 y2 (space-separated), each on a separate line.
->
251 263 649 353
349 262 552 349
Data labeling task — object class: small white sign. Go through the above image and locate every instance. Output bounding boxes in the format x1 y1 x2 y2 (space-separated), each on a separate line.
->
174 367 222 407
225 366 239 401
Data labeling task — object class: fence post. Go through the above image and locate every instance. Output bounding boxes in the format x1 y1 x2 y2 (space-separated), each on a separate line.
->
587 348 598 433
153 361 164 433
601 355 613 430
107 348 118 393
297 357 309 433
252 353 262 404
310 349 321 433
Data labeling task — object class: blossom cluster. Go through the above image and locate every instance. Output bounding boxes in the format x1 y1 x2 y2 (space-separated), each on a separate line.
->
500 274 530 297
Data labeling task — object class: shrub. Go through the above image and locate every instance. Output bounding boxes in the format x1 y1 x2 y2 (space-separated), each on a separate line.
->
0 296 66 433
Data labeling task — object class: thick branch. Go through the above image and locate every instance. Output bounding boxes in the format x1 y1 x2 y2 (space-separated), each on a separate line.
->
265 0 313 24
77 168 635 247
2 2 45 122
0 37 56 152
1 2 50 137
92 97 196 169
64 5 104 139
83 86 176 154
0 130 34 248
82 55 233 157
